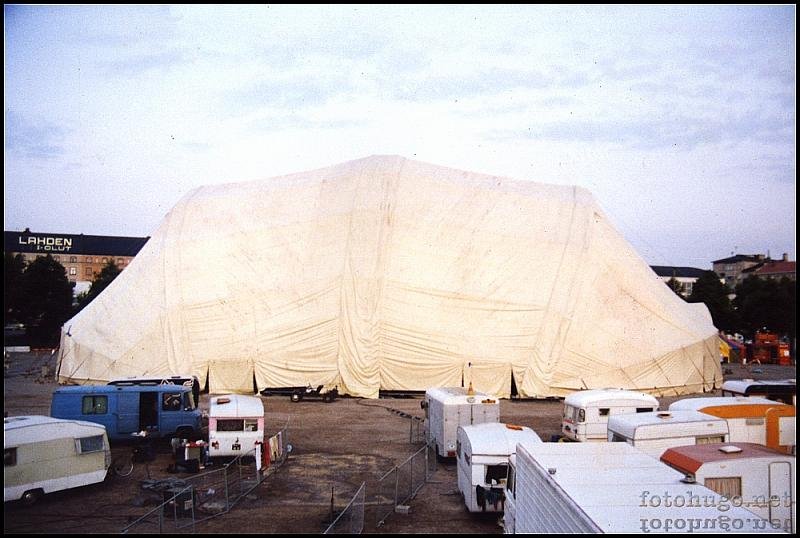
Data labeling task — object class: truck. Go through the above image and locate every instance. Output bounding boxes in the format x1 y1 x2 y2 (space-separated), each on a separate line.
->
561 388 659 442
50 384 202 442
457 422 541 513
421 387 500 458
4 415 110 504
661 443 795 532
606 410 730 459
503 441 777 533
208 394 265 457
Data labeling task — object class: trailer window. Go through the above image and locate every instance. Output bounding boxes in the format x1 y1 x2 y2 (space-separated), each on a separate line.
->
636 407 655 413
696 435 725 444
244 419 259 432
704 477 742 498
82 396 108 415
485 463 508 485
506 466 516 497
4 448 16 466
599 408 610 416
77 435 105 454
217 419 244 432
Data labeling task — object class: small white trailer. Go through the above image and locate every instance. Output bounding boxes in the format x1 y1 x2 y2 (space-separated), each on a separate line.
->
561 388 658 442
457 422 542 513
661 443 796 533
669 396 795 454
721 379 796 405
4 415 110 504
208 394 265 457
607 410 730 459
503 441 778 533
422 387 499 458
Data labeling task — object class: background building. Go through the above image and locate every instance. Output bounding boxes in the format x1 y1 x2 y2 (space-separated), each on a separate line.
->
742 254 796 282
4 229 149 295
650 266 706 297
712 254 767 288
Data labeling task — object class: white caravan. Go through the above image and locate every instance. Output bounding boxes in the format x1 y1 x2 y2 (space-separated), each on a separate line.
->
503 441 777 533
607 410 730 458
669 396 795 454
456 423 541 513
561 388 658 442
208 394 265 457
661 442 795 533
422 387 499 458
4 416 110 504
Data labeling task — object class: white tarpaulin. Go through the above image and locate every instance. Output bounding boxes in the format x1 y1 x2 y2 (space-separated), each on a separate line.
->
57 156 721 398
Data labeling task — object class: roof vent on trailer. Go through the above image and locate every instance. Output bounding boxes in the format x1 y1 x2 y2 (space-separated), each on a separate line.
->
656 412 672 419
718 445 743 454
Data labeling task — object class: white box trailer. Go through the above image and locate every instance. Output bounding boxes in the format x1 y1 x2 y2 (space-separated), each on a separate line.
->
561 388 658 442
607 410 730 459
504 441 778 533
669 397 795 454
457 422 542 513
4 415 110 504
661 443 796 533
721 379 796 406
422 387 499 458
208 394 265 457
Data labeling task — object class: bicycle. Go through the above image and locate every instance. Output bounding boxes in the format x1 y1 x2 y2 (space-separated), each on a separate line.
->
111 431 154 478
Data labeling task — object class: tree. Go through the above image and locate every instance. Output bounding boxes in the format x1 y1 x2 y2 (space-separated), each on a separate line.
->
665 277 684 298
687 270 737 331
4 252 26 326
734 275 796 340
75 259 121 313
19 255 75 346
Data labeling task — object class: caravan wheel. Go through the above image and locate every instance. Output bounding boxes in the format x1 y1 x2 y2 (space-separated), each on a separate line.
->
21 489 43 506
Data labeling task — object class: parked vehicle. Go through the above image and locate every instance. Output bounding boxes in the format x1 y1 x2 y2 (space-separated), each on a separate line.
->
661 443 795 532
457 422 541 513
607 410 730 458
108 375 201 407
4 415 110 504
208 394 264 457
503 441 775 533
50 384 202 442
669 396 795 454
561 388 658 442
289 384 338 403
721 379 796 405
422 387 500 458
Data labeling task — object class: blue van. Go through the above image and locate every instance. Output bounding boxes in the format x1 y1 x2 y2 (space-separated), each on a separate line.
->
50 384 202 443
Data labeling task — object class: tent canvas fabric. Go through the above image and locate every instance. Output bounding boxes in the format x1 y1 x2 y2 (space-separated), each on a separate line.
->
57 155 721 398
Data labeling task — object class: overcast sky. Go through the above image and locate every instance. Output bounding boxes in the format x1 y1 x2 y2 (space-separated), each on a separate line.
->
3 5 796 267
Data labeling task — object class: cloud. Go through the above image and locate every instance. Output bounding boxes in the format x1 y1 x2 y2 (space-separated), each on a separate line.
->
4 110 68 159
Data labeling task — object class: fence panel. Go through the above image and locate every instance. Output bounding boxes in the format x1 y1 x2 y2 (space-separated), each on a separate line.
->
323 482 366 534
374 444 435 528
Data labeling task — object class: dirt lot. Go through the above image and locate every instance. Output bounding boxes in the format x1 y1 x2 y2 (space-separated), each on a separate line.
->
3 350 796 534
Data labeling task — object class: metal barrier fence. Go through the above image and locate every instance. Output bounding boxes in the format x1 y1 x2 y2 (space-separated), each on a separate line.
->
409 415 425 444
323 482 366 534
374 443 436 528
122 422 290 534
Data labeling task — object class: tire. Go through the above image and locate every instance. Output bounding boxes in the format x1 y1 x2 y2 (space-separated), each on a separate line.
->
176 427 193 441
21 489 43 506
112 455 134 477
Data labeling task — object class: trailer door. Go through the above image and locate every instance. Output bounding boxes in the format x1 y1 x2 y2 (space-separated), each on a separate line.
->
117 392 139 434
769 461 793 532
